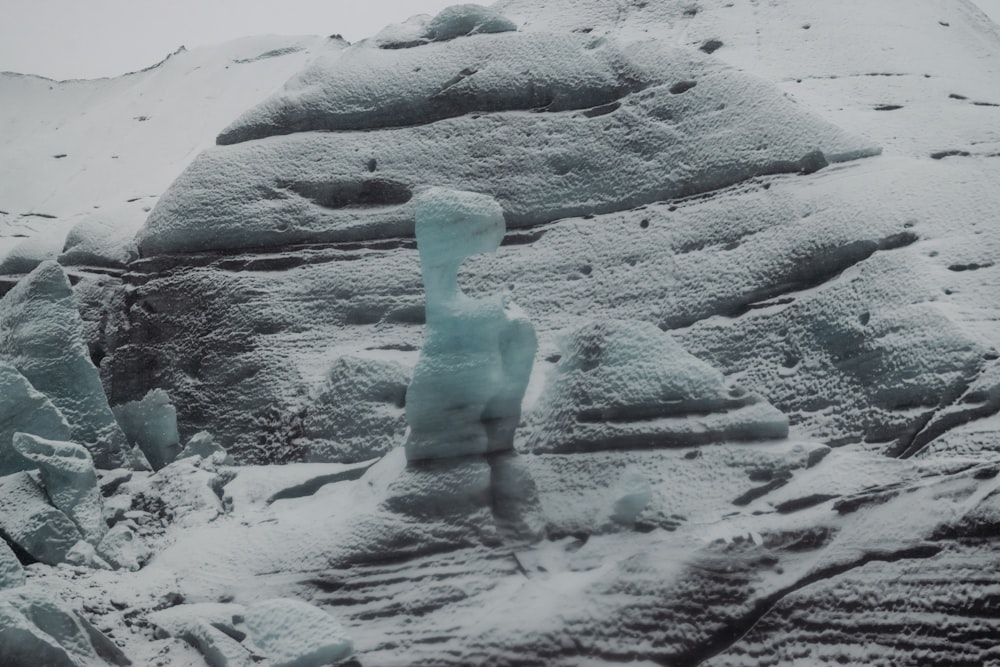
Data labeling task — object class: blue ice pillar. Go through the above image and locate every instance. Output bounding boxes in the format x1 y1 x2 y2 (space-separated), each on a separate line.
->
405 188 537 462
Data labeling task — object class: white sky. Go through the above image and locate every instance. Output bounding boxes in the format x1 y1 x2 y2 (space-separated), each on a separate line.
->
2 0 1000 81
0 0 460 80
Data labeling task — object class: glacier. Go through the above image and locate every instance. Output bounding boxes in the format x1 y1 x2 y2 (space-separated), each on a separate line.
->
0 0 998 665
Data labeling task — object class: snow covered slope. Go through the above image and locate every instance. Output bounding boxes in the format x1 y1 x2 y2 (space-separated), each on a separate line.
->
0 35 337 266
3 1 1000 666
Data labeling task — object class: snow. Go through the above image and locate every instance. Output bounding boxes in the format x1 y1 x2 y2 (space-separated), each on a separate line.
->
405 187 536 461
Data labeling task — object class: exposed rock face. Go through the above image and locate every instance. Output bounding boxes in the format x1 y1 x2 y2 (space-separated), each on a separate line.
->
405 188 536 462
0 261 128 469
526 319 788 453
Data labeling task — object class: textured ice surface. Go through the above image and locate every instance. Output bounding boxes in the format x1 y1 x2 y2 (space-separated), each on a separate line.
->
0 586 130 666
374 3 516 49
12 433 106 546
0 542 23 590
0 471 82 565
176 431 231 465
112 388 181 471
97 523 152 572
148 602 253 667
405 188 536 461
244 598 353 667
142 32 877 254
58 204 143 269
527 320 788 453
0 363 71 475
300 355 408 463
0 261 128 468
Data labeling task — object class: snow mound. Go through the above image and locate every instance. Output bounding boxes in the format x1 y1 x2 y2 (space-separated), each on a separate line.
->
526 320 788 453
58 204 144 269
0 363 71 476
0 261 128 468
244 598 353 667
141 32 878 254
112 388 181 471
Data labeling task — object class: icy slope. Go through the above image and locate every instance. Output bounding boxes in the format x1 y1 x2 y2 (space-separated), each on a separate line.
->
0 35 336 265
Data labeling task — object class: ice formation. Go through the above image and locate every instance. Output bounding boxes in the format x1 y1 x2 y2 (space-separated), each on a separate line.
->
0 364 70 476
112 388 181 470
244 598 353 667
404 187 537 462
0 471 82 565
11 433 106 546
0 261 128 469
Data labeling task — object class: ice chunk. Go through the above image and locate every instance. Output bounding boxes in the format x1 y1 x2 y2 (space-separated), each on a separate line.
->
526 319 788 453
112 388 181 471
0 363 71 476
244 598 352 667
0 542 24 590
426 4 517 42
301 356 408 463
405 188 537 461
374 14 432 48
148 603 253 667
97 523 152 572
12 433 106 546
0 471 82 565
0 261 128 469
0 586 131 666
58 204 143 269
63 539 112 570
176 431 232 465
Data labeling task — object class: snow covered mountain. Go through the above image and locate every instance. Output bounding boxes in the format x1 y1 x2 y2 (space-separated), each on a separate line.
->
1 1 1000 666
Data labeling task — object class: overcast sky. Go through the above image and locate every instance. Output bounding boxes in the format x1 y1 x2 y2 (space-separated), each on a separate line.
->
2 0 1000 81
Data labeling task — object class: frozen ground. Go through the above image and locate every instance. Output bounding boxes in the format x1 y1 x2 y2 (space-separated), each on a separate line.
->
0 1 999 666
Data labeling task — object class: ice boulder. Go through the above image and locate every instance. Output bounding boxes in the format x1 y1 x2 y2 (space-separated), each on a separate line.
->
244 598 353 667
0 261 128 469
0 471 82 565
148 602 253 667
0 586 131 666
0 542 23 590
58 204 143 269
147 32 878 254
426 4 517 42
0 363 71 476
526 320 788 453
405 188 537 462
12 433 106 546
112 388 181 471
300 356 409 463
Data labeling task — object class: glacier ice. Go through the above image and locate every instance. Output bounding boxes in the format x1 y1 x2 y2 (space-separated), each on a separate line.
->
176 431 232 465
0 261 128 469
0 363 71 476
0 542 23 590
425 3 517 42
97 523 152 572
526 319 788 453
244 598 352 667
12 433 107 546
300 355 409 463
0 586 130 666
404 187 537 462
112 388 181 471
0 471 82 565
